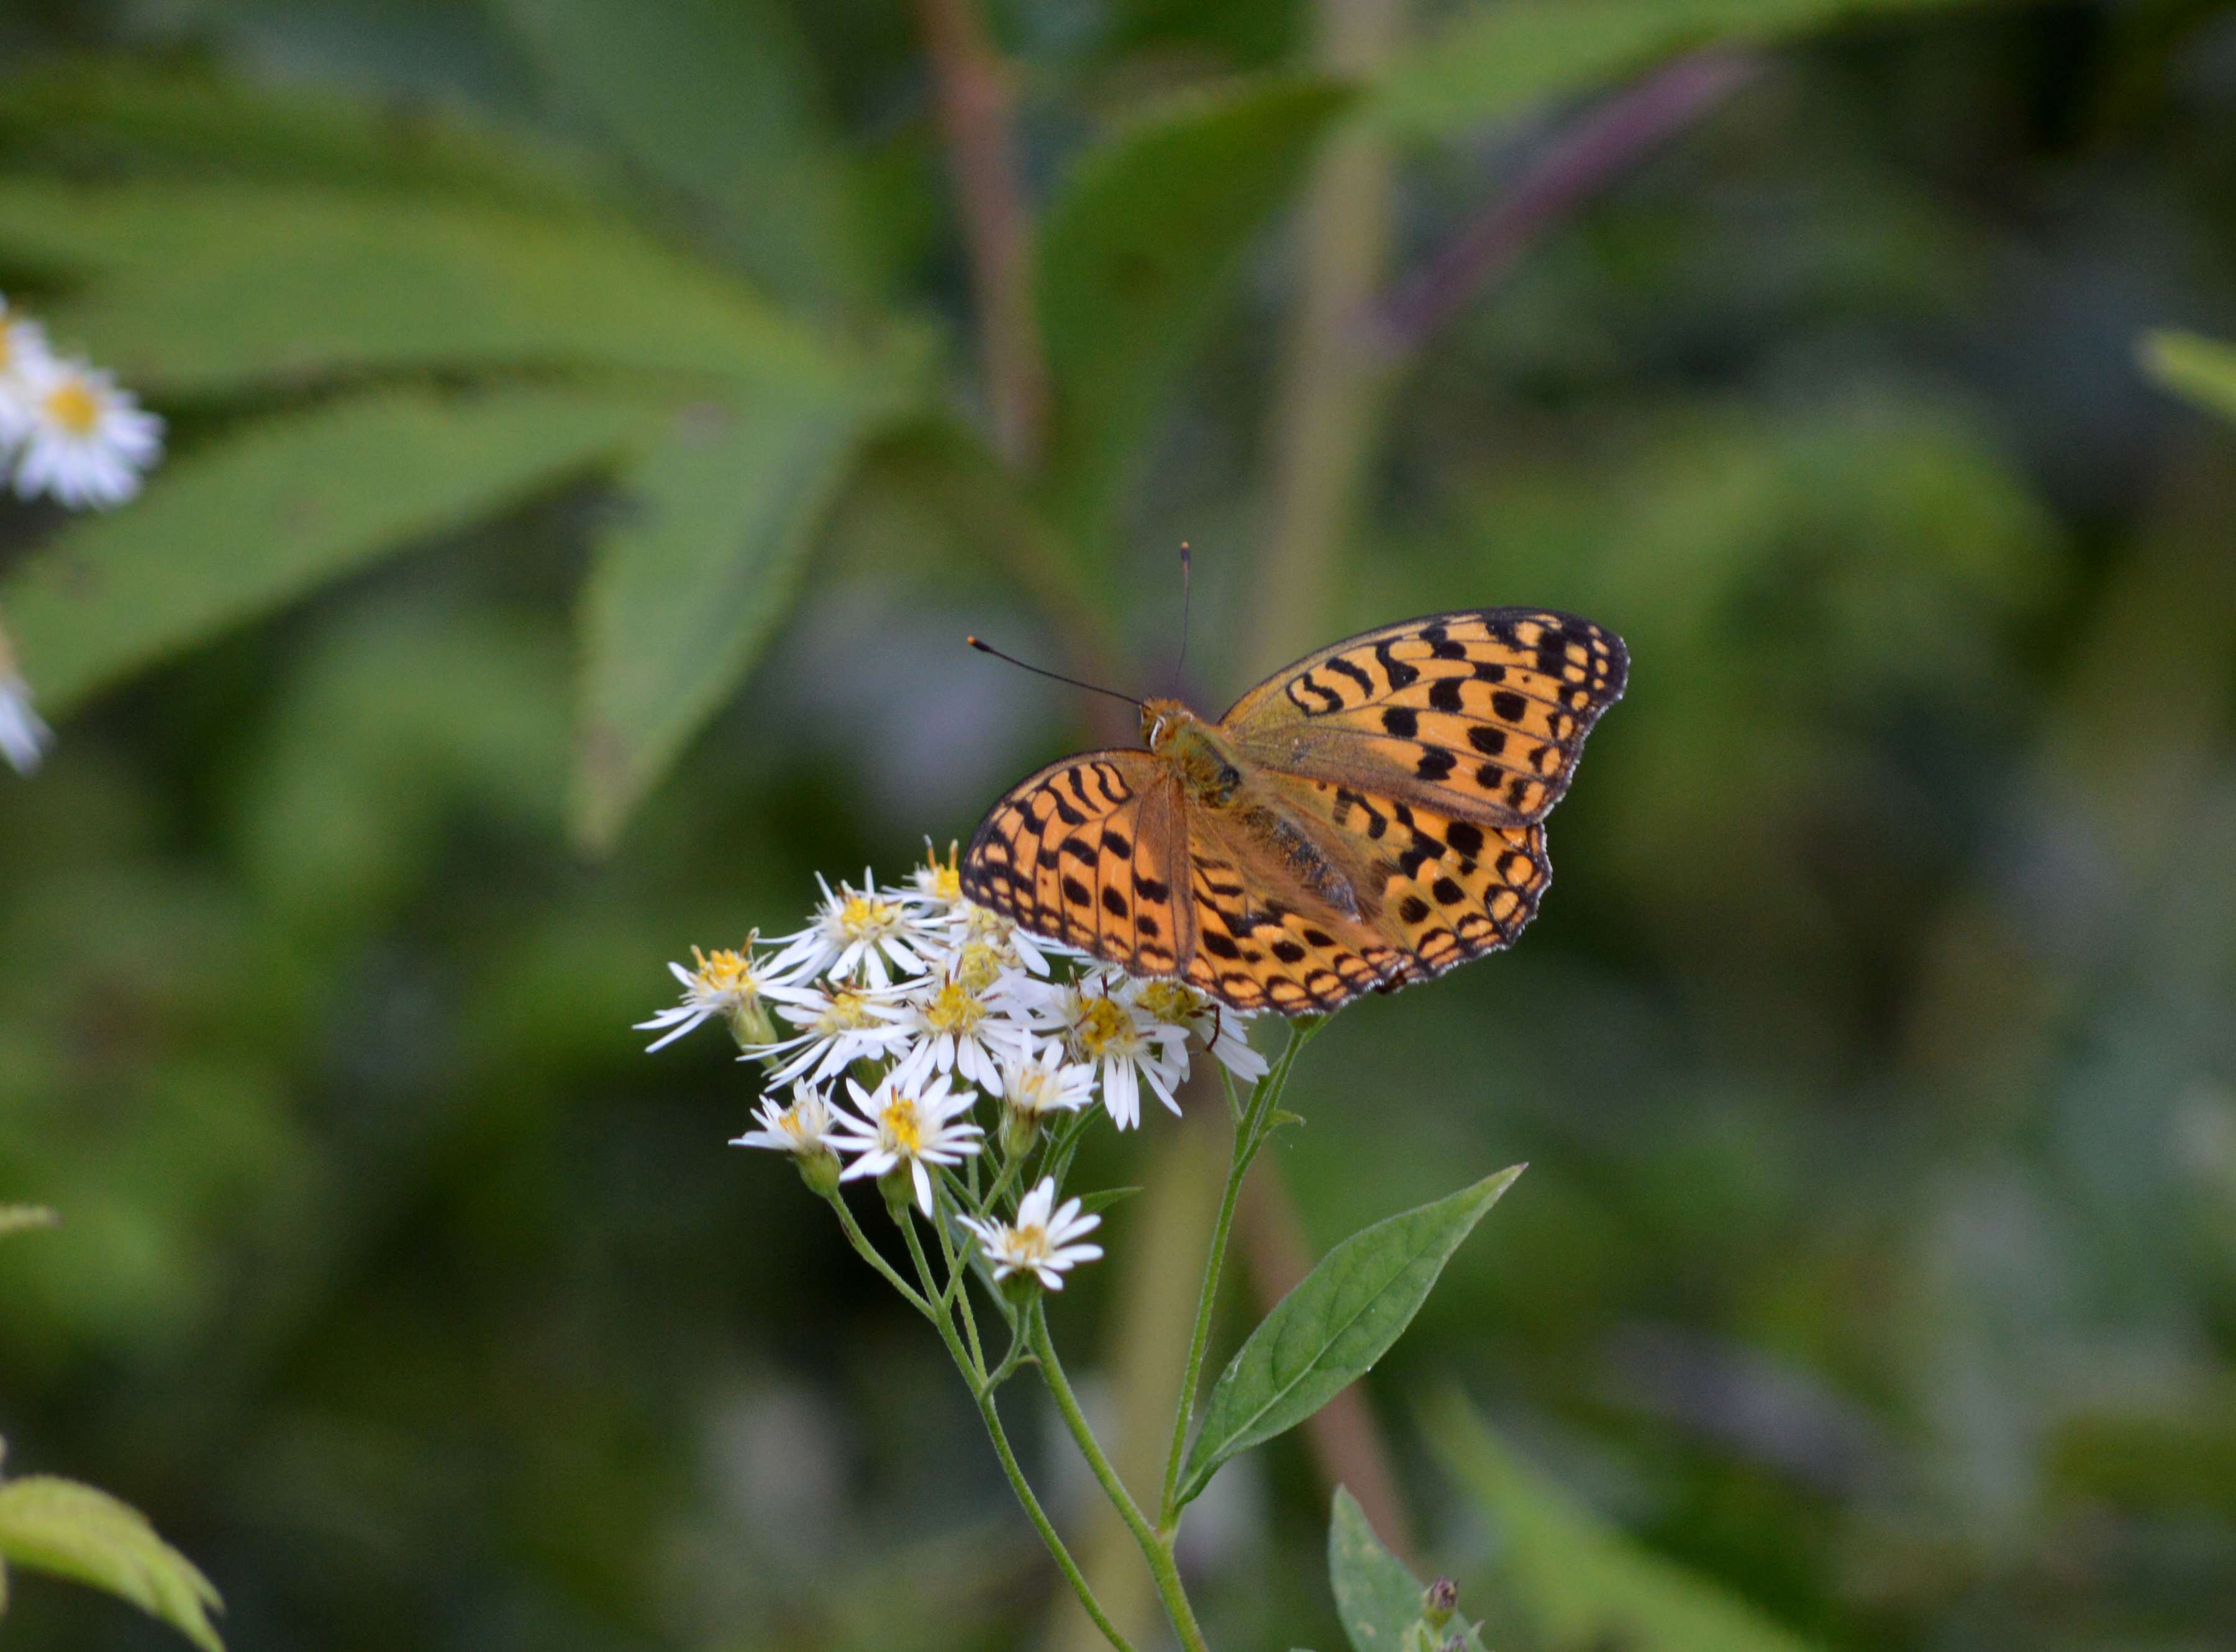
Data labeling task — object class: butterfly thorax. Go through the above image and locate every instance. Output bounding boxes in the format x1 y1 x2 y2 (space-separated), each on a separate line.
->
1142 699 1242 807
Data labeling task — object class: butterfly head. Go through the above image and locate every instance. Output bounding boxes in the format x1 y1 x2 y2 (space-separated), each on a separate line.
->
1143 698 1242 806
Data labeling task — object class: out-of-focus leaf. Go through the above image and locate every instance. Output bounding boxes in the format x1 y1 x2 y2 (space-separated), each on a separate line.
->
571 386 878 848
2143 330 2236 426
0 1475 222 1650
0 183 841 393
1426 1389 1825 1652
1177 1166 1522 1507
1378 0 2012 140
493 0 870 307
1 389 655 710
0 65 597 211
1037 76 1354 538
1329 1487 1426 1652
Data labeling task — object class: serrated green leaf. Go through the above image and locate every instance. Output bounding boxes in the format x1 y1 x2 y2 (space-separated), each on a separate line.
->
493 0 869 307
1426 1389 1827 1652
0 181 839 394
2142 330 2236 426
1378 0 2016 141
0 1205 60 1238
569 388 875 848
1176 1164 1522 1506
1 388 656 711
1329 1487 1427 1652
0 1475 222 1650
1037 76 1355 538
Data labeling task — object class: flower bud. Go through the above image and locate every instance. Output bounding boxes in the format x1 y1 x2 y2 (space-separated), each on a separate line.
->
1421 1577 1458 1629
1000 1105 1041 1158
795 1145 843 1199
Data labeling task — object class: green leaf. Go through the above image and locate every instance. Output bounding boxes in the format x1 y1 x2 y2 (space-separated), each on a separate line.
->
1378 0 2016 140
1425 1389 1827 1652
492 0 870 307
1329 1487 1428 1652
0 181 840 394
1 388 656 712
2142 330 2236 426
1037 76 1355 538
1176 1164 1523 1507
570 386 876 848
1073 1186 1143 1217
0 1475 223 1650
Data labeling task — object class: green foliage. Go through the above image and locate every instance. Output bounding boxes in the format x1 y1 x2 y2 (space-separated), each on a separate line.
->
1177 1166 1522 1507
2143 330 2236 426
573 388 885 846
0 1471 222 1650
0 389 654 710
1037 76 1355 539
1425 1391 1825 1652
1327 1489 1488 1652
1378 0 2019 138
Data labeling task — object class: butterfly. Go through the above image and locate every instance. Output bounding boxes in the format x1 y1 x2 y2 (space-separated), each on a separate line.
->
958 609 1627 1015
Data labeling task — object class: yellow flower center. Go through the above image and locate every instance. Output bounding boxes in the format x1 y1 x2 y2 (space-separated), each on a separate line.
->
954 943 1006 994
1073 996 1133 1058
43 378 100 437
918 844 963 903
924 979 986 1035
881 1096 926 1156
691 946 756 1000
811 989 878 1035
1134 980 1206 1027
839 892 901 942
1005 1223 1050 1263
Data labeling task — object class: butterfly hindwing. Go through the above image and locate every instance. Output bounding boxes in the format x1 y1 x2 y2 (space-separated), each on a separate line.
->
1178 817 1409 1014
1219 609 1627 827
959 753 1191 976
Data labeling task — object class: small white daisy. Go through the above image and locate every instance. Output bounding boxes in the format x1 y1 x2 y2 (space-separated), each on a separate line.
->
637 940 814 1051
889 966 1037 1092
772 869 932 989
12 355 163 510
959 1176 1103 1290
828 1071 983 1215
751 983 911 1084
1127 978 1268 1082
732 1082 840 1156
897 839 968 920
1038 973 1189 1130
997 1043 1098 1121
0 296 54 446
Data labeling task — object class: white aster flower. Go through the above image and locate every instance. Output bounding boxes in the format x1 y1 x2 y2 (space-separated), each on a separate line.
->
959 1176 1103 1290
953 899 1063 976
636 939 814 1051
12 354 163 510
773 868 932 989
1127 978 1268 1082
1039 973 1189 1130
732 1082 840 1156
889 965 1036 1092
0 297 54 445
751 982 911 1084
898 839 968 919
0 625 49 775
997 1043 1098 1120
829 1071 983 1215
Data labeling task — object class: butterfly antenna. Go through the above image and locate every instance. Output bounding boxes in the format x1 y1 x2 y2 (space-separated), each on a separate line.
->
966 637 1144 709
1175 541 1194 684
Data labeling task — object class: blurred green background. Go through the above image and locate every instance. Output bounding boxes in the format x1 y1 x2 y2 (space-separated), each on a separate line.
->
3 0 2236 1648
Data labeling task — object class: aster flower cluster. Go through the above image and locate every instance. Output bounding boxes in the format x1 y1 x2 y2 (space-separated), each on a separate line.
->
640 846 1268 1287
0 294 166 776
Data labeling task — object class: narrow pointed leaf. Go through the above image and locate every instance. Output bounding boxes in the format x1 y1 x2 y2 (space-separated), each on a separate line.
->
0 1475 223 1650
1037 76 1354 538
1329 1487 1425 1652
570 386 875 848
1426 1389 1826 1652
2143 330 2236 426
1176 1164 1522 1506
1 389 655 711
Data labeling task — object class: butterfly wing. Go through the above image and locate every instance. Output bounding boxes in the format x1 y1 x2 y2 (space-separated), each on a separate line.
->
1178 776 1553 1014
959 751 1195 978
1217 608 1627 827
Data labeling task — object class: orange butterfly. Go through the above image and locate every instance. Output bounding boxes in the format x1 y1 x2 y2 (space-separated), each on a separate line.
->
960 609 1627 1015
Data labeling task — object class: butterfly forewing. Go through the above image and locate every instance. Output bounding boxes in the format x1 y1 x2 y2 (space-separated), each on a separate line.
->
1219 609 1627 827
958 753 1193 976
1177 820 1409 1014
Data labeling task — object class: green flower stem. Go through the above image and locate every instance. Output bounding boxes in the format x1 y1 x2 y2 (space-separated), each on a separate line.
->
1031 1309 1211 1652
932 1197 989 1374
1157 1025 1311 1528
825 1192 935 1318
973 1381 1138 1652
